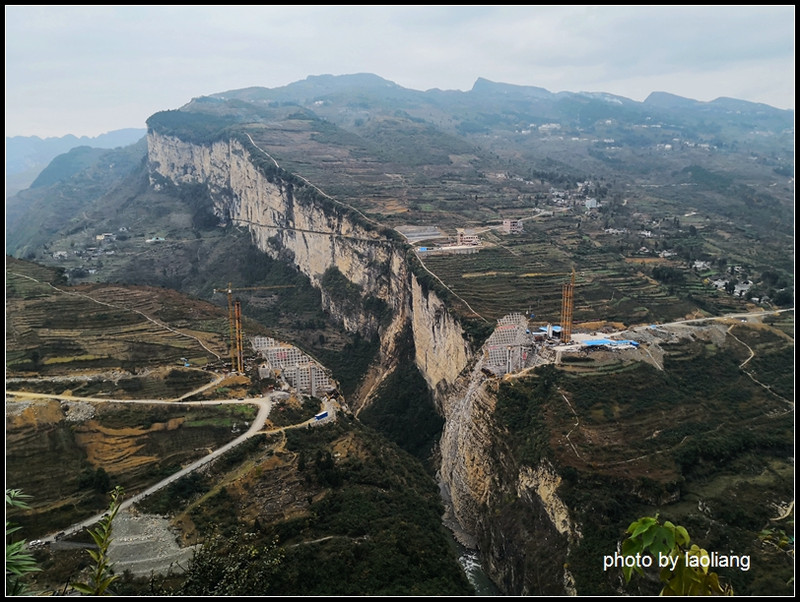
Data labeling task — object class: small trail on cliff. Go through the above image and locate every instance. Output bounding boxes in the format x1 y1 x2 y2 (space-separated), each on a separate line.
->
726 323 793 407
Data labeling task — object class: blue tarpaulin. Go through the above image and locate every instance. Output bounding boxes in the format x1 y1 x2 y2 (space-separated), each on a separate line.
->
583 339 639 347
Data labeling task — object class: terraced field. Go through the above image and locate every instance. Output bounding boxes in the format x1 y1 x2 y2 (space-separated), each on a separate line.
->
421 236 706 327
414 207 773 334
6 398 257 539
6 257 229 376
5 259 273 540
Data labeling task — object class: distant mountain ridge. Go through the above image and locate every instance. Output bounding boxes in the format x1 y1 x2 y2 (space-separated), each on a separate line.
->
643 91 788 114
5 128 147 196
197 74 791 152
211 74 792 118
7 72 792 263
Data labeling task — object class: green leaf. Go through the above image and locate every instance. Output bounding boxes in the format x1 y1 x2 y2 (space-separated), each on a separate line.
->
666 562 702 595
674 525 690 547
628 516 657 538
71 582 96 595
6 523 23 536
640 525 657 548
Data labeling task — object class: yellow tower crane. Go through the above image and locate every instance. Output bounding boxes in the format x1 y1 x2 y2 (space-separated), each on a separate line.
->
559 268 576 344
523 269 577 342
213 283 295 373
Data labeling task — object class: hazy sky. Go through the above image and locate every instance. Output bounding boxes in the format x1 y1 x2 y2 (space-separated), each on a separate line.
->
5 5 795 138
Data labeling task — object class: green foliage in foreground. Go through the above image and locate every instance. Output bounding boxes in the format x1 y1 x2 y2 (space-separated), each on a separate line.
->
622 515 733 595
70 486 125 596
6 489 41 596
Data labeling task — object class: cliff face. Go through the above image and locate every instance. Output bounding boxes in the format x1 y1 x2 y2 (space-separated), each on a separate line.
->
438 358 580 595
148 132 471 394
146 130 577 594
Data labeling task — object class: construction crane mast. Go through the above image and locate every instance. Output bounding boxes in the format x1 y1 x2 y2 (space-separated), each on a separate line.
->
525 270 577 342
213 283 295 373
234 301 244 373
559 268 576 344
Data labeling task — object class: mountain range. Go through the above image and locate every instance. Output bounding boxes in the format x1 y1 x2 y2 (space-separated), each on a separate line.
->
5 73 795 596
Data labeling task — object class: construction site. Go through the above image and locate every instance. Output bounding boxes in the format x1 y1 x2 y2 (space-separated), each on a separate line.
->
219 269 630 385
479 269 576 376
481 269 645 376
213 283 337 397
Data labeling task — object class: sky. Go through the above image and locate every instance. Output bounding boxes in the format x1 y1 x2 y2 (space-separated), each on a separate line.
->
5 5 795 139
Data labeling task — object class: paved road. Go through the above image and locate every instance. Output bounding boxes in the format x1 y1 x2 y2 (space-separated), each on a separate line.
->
10 390 278 544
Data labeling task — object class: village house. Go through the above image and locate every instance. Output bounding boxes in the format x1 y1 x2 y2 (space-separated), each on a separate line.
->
502 219 524 234
456 228 480 246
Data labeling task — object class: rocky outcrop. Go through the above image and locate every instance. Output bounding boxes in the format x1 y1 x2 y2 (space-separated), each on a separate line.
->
146 128 578 594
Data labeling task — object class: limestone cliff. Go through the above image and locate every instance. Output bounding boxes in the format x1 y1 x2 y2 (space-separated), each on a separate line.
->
438 357 580 594
147 131 470 395
146 128 578 594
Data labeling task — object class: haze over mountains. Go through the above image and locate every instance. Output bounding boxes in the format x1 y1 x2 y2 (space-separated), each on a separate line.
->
207 73 792 137
5 73 795 596
6 74 792 242
6 73 791 195
6 128 147 196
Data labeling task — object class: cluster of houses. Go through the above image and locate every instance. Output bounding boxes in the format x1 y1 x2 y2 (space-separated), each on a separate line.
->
548 183 602 213
416 227 483 256
709 277 754 298
46 227 170 280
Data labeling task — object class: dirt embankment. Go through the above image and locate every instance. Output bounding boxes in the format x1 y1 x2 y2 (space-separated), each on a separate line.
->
105 510 199 579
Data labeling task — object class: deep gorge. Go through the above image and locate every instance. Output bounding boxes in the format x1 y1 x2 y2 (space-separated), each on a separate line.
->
146 128 580 594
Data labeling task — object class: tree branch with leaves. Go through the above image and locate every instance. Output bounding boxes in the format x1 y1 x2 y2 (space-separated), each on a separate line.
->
6 489 42 596
621 514 733 596
70 486 124 596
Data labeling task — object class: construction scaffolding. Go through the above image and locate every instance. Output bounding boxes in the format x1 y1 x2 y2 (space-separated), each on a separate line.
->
483 313 536 376
252 336 334 396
